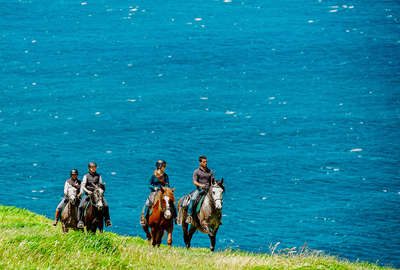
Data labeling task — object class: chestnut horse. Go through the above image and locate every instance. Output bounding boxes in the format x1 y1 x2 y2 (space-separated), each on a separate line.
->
84 184 106 233
142 187 176 247
177 178 224 251
60 185 80 233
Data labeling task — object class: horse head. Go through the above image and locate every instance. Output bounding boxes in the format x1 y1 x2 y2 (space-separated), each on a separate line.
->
210 178 225 210
160 187 176 220
66 185 78 206
90 184 105 211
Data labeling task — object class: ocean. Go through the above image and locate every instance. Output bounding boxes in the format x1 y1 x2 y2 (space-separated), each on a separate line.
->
1 0 399 267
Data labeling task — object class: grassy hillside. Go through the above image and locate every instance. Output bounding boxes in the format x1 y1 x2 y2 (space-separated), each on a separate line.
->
0 205 394 269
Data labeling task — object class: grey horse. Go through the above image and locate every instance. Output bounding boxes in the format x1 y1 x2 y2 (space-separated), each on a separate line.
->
177 178 224 251
60 185 80 233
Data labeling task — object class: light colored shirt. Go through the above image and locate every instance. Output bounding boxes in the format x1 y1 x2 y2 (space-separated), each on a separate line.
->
80 174 103 194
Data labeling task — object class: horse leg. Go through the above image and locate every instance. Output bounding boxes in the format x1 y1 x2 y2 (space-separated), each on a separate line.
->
167 226 173 248
151 227 158 247
209 226 219 252
186 225 197 249
157 230 163 247
142 224 151 244
182 222 190 248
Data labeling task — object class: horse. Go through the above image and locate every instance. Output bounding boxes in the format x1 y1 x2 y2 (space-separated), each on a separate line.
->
84 184 106 233
177 178 224 251
141 187 176 248
60 185 80 233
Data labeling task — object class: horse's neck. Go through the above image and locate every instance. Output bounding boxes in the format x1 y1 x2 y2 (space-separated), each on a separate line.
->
202 191 214 215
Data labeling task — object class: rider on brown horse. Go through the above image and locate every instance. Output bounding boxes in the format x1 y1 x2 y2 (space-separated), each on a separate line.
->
185 155 215 224
140 160 177 225
77 162 112 228
52 169 81 226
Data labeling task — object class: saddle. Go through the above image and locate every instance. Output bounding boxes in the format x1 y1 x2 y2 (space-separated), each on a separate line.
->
182 191 206 214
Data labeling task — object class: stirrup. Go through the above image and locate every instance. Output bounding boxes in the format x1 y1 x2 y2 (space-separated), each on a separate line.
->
185 216 192 224
52 220 58 226
105 220 112 227
77 221 84 228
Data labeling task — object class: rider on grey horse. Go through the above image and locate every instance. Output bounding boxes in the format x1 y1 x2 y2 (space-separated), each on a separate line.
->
52 169 81 226
140 160 177 225
185 155 215 224
77 162 112 228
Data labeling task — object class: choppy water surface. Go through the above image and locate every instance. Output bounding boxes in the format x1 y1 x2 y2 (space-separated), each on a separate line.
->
1 0 400 267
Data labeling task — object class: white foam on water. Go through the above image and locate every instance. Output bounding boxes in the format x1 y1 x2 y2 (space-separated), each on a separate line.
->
194 18 202 21
106 150 112 154
330 9 338 13
95 112 101 115
262 197 267 200
200 97 208 100
111 172 117 175
127 99 136 102
39 190 44 193
224 0 232 3
81 2 87 5
225 111 235 115
32 40 37 43
268 96 275 100
33 163 38 167
350 148 362 152
260 133 266 136
308 20 314 23
32 190 37 193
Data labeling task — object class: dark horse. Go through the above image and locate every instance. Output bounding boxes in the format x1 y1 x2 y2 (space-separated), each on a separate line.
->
177 178 224 251
84 184 106 233
60 184 80 233
142 187 176 248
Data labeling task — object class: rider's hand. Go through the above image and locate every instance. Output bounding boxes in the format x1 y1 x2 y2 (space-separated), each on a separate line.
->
77 192 82 198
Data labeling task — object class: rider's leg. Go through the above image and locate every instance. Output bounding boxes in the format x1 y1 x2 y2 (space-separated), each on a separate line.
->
186 188 205 223
103 197 112 227
140 192 154 225
77 195 88 228
53 197 67 226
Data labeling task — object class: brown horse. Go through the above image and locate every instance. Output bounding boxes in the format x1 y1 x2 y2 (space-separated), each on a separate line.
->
60 185 80 233
142 187 176 247
177 178 224 251
84 184 106 233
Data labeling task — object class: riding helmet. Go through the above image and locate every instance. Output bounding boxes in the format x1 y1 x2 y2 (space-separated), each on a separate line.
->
155 160 166 169
70 169 78 175
88 161 97 168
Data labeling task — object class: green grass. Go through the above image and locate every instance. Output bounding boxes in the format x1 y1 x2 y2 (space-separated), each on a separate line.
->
0 205 395 269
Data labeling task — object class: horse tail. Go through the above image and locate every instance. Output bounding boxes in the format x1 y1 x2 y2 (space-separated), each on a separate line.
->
176 197 184 226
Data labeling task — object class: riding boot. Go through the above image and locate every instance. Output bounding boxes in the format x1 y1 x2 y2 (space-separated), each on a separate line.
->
77 207 84 228
104 206 112 227
140 205 149 226
186 200 195 224
52 210 61 226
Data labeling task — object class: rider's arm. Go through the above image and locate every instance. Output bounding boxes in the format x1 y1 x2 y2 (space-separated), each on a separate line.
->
99 175 103 184
210 170 215 184
63 181 69 196
81 175 92 194
193 170 205 188
165 174 170 188
149 176 155 191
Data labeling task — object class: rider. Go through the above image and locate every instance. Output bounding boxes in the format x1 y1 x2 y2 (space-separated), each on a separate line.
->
52 169 81 226
185 155 215 224
140 160 176 225
77 162 112 228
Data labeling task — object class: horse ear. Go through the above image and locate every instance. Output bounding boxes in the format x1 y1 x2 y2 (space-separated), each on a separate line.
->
212 178 216 185
220 178 224 185
172 187 176 192
160 186 164 193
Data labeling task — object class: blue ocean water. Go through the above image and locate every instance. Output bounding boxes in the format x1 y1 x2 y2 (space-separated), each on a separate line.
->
1 0 400 267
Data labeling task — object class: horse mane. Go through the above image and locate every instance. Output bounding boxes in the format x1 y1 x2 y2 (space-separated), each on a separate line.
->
153 190 163 211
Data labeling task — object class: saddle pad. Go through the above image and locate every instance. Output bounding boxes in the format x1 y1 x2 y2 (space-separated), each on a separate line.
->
196 194 206 214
